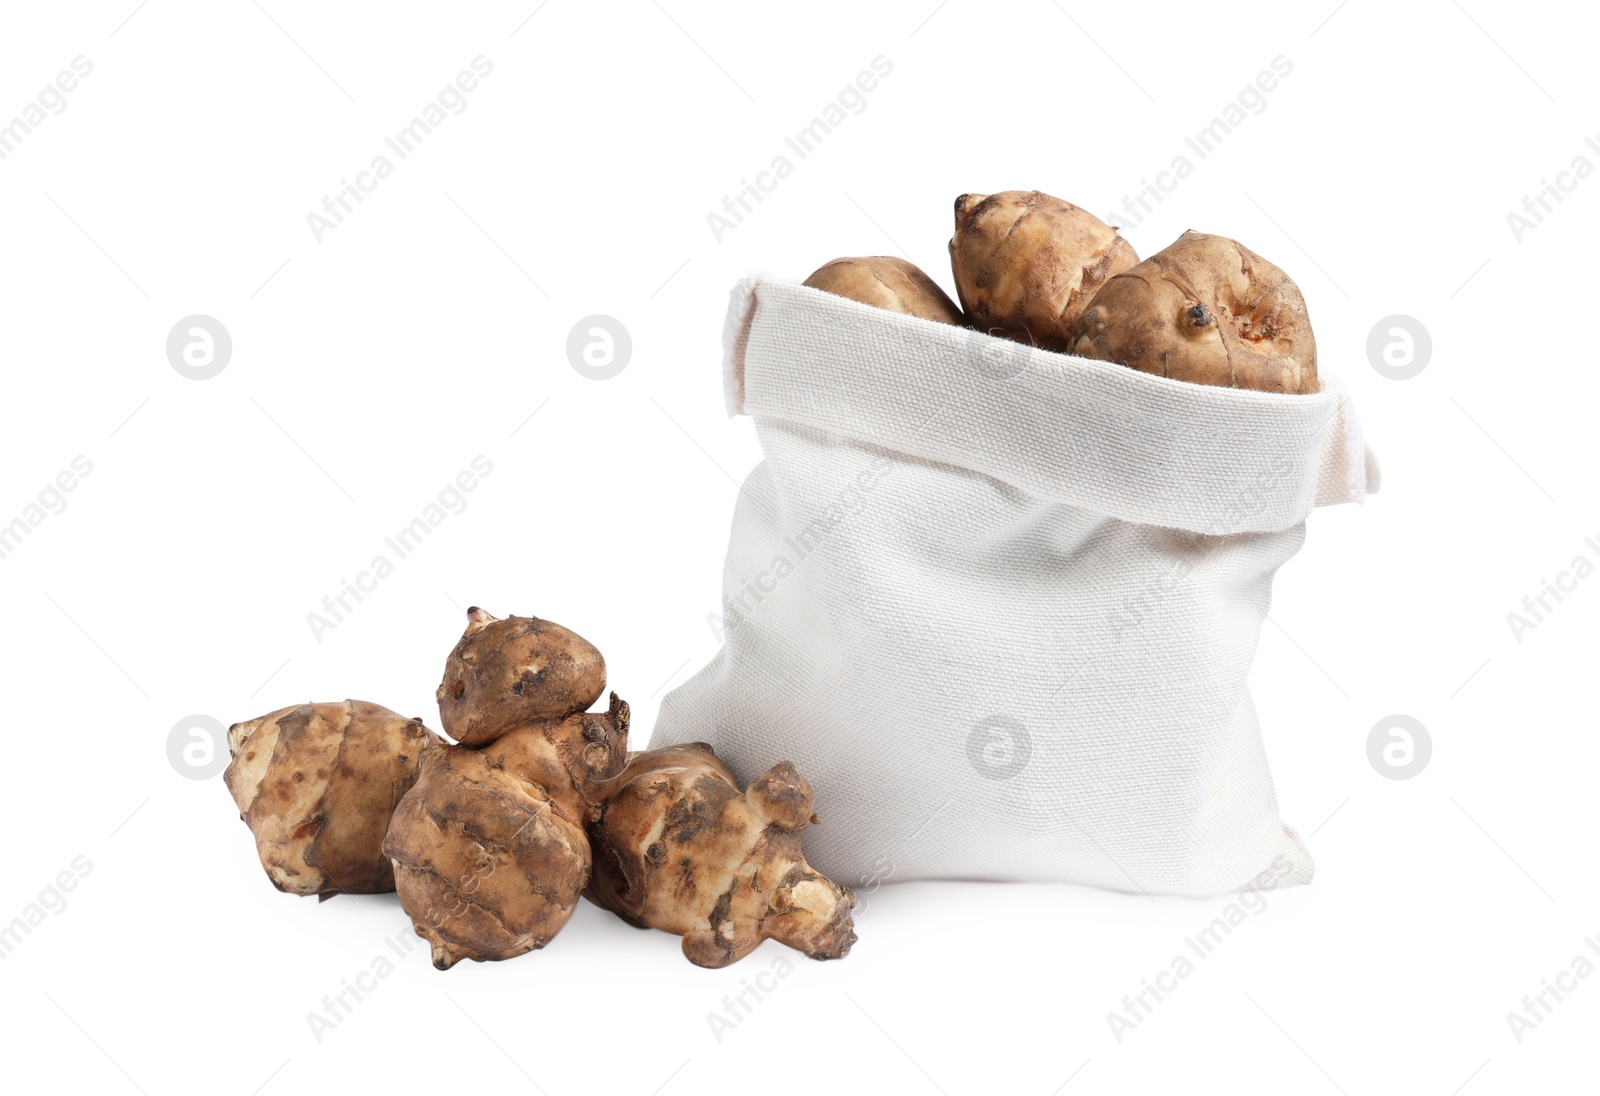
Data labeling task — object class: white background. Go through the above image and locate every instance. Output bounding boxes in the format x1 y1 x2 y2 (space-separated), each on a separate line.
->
0 1 1594 1093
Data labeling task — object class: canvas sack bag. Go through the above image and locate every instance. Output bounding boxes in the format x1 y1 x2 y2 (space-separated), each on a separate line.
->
652 276 1377 897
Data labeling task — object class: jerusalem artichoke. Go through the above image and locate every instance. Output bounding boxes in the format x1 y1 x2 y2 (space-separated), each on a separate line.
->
803 256 963 325
587 743 856 968
1068 229 1318 393
384 608 629 969
949 190 1138 351
224 700 440 898
436 607 607 747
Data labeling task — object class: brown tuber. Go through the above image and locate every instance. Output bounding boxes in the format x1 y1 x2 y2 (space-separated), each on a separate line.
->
224 700 441 898
949 190 1138 351
1068 230 1319 394
384 608 629 969
803 255 964 325
587 743 857 968
436 606 606 747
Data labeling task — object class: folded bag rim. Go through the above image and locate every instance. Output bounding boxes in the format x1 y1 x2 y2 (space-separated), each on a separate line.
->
724 275 1377 536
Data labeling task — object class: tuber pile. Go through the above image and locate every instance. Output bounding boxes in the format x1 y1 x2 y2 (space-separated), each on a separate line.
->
801 189 1321 392
1068 229 1318 394
224 700 440 898
224 606 857 971
586 743 857 968
803 256 963 325
948 190 1139 351
383 608 629 969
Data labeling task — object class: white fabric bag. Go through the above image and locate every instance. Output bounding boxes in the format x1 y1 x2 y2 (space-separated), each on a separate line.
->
652 276 1377 897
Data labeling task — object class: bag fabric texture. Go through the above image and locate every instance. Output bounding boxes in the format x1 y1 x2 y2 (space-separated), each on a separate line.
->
652 276 1378 897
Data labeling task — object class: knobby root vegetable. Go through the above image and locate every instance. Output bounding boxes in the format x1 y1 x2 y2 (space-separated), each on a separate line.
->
380 698 628 969
383 608 629 969
949 190 1138 351
1068 229 1319 394
436 606 606 746
587 743 857 968
802 256 964 325
224 700 441 898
